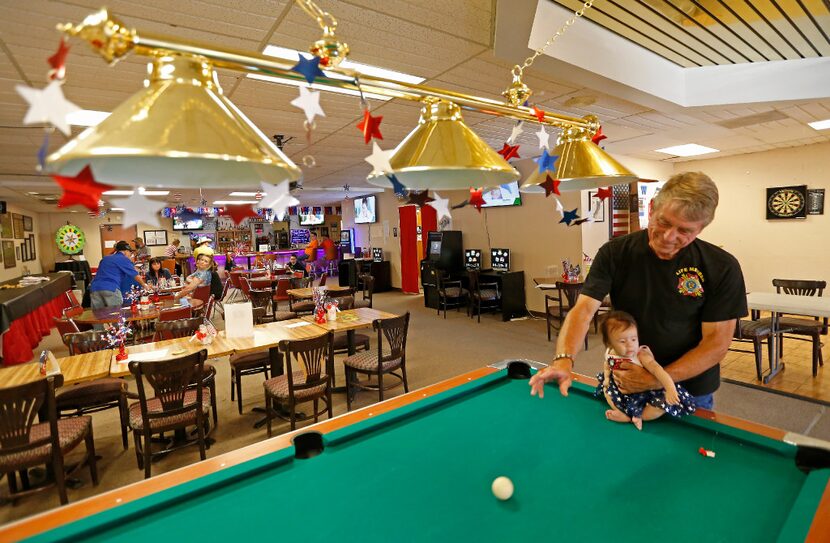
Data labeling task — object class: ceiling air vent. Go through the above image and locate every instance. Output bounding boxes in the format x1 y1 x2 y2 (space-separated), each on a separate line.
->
716 110 789 129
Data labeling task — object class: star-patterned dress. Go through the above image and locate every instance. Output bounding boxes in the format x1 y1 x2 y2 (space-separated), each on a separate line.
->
595 349 696 419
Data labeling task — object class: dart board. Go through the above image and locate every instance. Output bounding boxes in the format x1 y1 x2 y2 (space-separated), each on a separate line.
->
56 224 86 254
766 185 807 220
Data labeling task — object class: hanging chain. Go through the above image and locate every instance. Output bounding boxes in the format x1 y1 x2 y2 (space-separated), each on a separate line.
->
515 0 595 76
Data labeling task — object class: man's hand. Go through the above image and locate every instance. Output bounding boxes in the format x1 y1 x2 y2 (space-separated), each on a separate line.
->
611 361 659 394
529 359 573 399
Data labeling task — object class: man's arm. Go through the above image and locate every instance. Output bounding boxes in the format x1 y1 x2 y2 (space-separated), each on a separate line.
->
529 294 602 398
614 319 735 393
133 274 150 290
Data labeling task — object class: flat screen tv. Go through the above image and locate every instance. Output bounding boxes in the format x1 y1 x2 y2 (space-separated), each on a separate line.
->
290 229 311 245
354 195 377 224
465 249 481 270
173 215 203 230
299 209 325 226
481 182 522 208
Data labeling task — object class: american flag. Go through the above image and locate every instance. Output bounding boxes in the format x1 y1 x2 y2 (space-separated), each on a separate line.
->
611 185 629 237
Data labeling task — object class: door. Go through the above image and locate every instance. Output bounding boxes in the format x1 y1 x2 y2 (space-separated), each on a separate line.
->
100 224 137 256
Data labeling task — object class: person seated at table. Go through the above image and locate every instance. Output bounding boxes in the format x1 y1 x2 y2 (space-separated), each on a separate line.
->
174 253 212 301
192 237 215 260
133 237 150 267
89 241 150 310
146 257 172 288
224 251 238 273
595 311 695 430
286 254 307 277
164 238 182 274
296 232 319 266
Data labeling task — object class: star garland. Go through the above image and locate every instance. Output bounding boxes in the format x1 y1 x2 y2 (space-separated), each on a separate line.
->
469 188 486 212
53 165 114 213
497 143 521 161
357 109 383 144
291 54 325 84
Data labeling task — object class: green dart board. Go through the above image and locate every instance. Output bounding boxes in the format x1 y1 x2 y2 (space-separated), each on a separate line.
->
56 224 86 255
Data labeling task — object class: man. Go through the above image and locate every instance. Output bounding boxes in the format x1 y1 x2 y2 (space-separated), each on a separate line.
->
529 172 746 409
163 238 180 259
321 234 337 261
192 236 214 260
296 232 319 263
89 241 150 309
286 254 307 276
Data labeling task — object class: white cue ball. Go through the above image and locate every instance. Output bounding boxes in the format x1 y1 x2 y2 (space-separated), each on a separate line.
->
491 476 514 500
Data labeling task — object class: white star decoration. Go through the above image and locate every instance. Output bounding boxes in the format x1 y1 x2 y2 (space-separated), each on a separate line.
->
507 122 524 145
364 142 394 174
535 126 550 150
16 81 80 136
259 180 299 221
554 196 564 217
428 191 451 221
290 85 325 124
110 193 166 228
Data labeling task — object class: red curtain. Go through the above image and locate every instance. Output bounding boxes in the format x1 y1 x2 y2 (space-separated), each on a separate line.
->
398 206 419 293
420 205 437 257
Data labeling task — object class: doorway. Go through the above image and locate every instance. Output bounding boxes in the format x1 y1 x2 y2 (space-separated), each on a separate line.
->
99 224 137 256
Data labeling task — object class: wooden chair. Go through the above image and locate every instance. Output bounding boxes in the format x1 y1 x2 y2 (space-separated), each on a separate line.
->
272 278 292 312
248 288 296 322
318 273 328 287
436 274 467 319
249 276 273 290
128 350 211 479
353 275 374 309
730 319 790 381
263 332 335 435
288 277 315 314
159 305 192 321
468 270 500 323
62 331 130 450
771 279 827 376
545 282 588 350
152 317 218 427
343 313 410 411
160 259 176 275
331 295 370 354
0 375 98 505
229 308 281 415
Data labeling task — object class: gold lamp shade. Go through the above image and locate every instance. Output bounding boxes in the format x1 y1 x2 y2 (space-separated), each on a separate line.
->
46 53 301 188
367 98 518 191
519 122 637 192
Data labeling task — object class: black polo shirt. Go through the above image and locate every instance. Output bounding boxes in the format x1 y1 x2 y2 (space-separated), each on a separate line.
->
582 230 747 396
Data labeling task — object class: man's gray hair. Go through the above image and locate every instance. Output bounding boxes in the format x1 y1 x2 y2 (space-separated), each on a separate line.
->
652 171 719 226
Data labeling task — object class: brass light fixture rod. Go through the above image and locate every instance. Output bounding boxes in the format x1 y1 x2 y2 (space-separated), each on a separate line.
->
57 8 595 132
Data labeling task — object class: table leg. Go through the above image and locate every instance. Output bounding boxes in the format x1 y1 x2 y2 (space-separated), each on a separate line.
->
763 311 785 384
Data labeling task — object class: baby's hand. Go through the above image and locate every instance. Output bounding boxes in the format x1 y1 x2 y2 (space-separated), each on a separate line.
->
664 387 680 405
637 345 655 363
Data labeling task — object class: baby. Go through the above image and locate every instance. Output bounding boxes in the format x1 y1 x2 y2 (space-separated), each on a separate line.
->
595 310 696 430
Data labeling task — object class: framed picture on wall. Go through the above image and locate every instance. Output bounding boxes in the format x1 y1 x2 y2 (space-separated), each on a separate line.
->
20 240 28 262
15 244 21 262
28 234 36 261
23 215 33 231
0 214 10 238
587 191 606 223
143 230 168 246
12 213 24 239
3 240 15 268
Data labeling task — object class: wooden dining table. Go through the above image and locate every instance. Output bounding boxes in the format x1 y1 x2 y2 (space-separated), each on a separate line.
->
71 298 204 326
0 350 114 388
286 285 352 299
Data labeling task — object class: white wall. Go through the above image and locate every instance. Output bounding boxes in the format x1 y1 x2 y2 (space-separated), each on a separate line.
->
673 141 830 292
1 203 43 282
341 190 403 288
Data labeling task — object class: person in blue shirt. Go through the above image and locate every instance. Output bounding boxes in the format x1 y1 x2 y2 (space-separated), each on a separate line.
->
89 241 150 310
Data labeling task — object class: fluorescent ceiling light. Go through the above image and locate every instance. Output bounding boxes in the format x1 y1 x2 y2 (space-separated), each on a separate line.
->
229 191 259 196
213 200 259 205
250 45 425 101
655 144 719 157
102 188 170 196
808 118 830 130
66 110 110 127
110 207 125 211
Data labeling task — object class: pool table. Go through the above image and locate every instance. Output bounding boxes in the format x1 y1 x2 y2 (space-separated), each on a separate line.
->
4 362 829 543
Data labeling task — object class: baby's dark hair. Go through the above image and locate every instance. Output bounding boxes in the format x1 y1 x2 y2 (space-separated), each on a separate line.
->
599 310 638 347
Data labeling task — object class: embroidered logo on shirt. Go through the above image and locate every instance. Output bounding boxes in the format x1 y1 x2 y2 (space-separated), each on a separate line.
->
676 267 704 297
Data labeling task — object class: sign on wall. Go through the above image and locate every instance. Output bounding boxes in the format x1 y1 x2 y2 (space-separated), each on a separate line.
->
807 189 825 215
766 185 807 220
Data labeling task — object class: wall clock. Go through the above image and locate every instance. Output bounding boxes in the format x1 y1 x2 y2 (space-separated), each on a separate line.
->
766 185 807 220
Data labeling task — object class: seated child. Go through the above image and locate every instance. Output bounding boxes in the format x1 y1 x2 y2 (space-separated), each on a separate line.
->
595 310 696 430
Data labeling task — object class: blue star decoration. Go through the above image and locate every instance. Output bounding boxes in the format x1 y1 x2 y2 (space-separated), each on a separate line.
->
291 54 325 84
387 174 407 197
559 208 580 226
36 133 50 171
534 149 559 173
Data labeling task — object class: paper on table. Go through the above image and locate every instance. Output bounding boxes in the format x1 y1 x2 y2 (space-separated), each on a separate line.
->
285 321 311 329
125 349 169 362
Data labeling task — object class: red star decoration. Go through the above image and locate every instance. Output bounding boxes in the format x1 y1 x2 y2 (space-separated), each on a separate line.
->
356 109 383 144
532 105 546 123
539 175 561 197
591 126 607 145
596 187 613 200
52 165 114 213
223 204 259 225
497 143 521 161
469 187 486 212
47 38 71 80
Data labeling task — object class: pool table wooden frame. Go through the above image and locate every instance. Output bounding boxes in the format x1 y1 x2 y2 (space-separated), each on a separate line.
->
1 367 828 542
